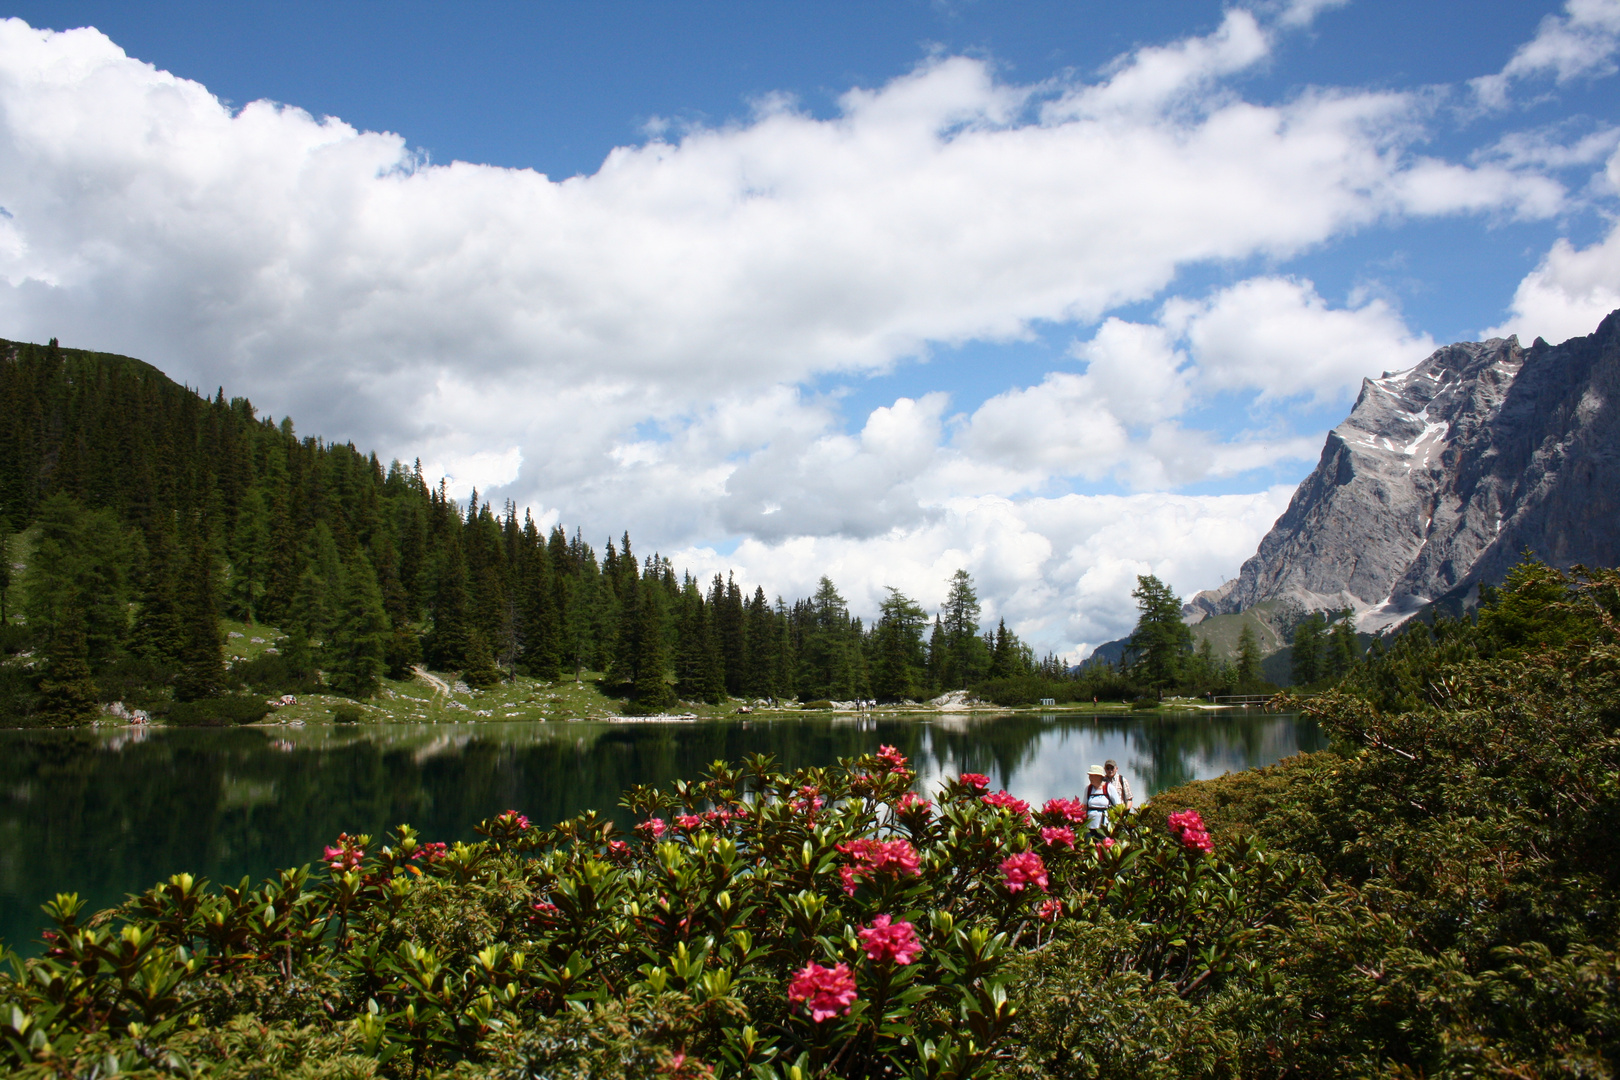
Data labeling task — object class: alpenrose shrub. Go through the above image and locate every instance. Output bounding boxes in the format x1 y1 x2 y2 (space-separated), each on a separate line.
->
0 749 1301 1079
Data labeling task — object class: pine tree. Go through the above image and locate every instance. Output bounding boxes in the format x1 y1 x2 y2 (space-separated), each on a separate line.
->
24 494 129 673
290 566 330 664
988 619 1018 678
1291 613 1326 687
1192 637 1221 688
773 597 797 702
173 528 225 701
1325 610 1360 680
712 573 747 695
518 537 562 680
132 522 186 667
926 616 947 692
428 538 474 670
329 553 389 699
942 569 990 688
800 577 857 701
374 542 422 680
1127 574 1192 691
631 575 674 712
742 587 777 699
226 487 271 621
1235 623 1262 689
870 587 927 702
0 516 11 625
36 600 99 726
460 627 504 689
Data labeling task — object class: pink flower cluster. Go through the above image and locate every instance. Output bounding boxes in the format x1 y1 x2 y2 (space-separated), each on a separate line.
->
837 837 922 895
788 961 858 1021
858 914 922 965
789 785 826 815
959 773 991 793
1043 797 1087 823
875 745 910 773
410 841 448 863
482 810 531 837
1000 851 1049 894
896 792 932 818
672 807 748 831
982 790 1032 821
322 833 364 872
1040 825 1076 849
1038 897 1063 923
638 818 668 839
1167 809 1215 855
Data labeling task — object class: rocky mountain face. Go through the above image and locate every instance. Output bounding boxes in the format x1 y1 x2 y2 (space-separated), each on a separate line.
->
1187 309 1620 633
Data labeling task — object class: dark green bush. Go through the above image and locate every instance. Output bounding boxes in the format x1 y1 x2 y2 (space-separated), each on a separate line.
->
231 651 320 696
0 751 1272 1079
0 622 31 655
330 703 363 724
161 694 272 726
800 699 835 710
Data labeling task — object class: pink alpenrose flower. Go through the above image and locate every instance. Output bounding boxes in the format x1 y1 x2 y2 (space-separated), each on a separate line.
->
982 790 1032 819
896 791 932 817
1166 808 1215 855
858 915 922 965
1000 851 1050 894
875 745 910 772
1040 825 1076 848
788 961 858 1021
1043 797 1087 824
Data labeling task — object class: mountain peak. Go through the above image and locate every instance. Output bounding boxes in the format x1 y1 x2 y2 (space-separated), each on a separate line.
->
1188 311 1620 633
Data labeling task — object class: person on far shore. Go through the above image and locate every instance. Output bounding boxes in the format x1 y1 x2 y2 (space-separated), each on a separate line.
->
1084 764 1117 839
1103 759 1133 811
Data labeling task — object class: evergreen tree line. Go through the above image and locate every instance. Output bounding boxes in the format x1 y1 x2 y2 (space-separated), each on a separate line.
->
0 339 1052 724
975 573 1286 707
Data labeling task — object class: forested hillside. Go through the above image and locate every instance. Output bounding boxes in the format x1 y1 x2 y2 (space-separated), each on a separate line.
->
0 338 1063 724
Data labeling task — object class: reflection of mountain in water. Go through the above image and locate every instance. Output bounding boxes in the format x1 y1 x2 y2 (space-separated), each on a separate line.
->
0 713 1320 952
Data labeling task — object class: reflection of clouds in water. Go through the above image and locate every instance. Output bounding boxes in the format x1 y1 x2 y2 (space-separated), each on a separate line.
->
910 714 1322 805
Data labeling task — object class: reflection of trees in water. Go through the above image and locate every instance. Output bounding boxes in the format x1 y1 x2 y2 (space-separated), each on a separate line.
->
1114 714 1326 795
0 714 1321 952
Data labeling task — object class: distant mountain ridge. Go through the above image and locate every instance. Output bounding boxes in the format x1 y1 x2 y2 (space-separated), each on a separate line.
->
1187 309 1620 634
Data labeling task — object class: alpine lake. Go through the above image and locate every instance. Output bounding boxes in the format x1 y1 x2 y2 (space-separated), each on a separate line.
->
0 709 1323 953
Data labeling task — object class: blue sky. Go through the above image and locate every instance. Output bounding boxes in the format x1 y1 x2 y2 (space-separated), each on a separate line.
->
2 1 1618 652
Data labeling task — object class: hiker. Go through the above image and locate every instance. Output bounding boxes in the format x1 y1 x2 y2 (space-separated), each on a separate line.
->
1103 759 1133 811
1084 764 1117 838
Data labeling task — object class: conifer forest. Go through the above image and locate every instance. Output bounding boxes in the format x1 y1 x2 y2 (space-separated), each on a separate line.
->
0 338 1140 726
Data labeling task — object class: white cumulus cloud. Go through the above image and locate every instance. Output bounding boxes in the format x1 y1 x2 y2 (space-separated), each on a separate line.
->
0 11 1588 655
1473 0 1620 108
